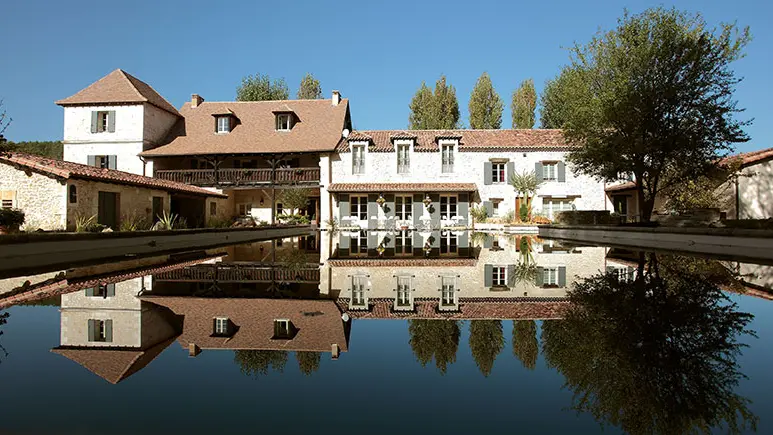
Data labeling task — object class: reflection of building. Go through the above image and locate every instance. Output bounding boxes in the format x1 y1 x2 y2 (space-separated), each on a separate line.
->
51 277 182 384
320 230 606 317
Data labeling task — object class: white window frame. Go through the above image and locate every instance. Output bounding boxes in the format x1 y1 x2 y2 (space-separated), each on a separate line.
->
214 317 229 335
395 195 412 221
492 266 507 287
544 198 574 219
440 140 456 174
216 116 231 133
394 230 412 256
440 275 458 309
396 276 412 309
97 111 110 133
440 195 458 220
276 113 291 131
351 275 368 308
543 162 558 181
274 319 291 337
350 195 368 221
351 143 366 174
492 162 506 184
543 267 559 286
395 140 412 174
237 203 253 217
492 200 501 217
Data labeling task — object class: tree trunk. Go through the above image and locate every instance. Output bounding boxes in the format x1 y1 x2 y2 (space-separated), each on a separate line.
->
636 185 654 222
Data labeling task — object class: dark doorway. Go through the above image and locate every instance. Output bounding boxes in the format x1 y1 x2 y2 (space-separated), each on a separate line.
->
97 191 119 229
613 195 628 216
307 197 318 220
152 196 164 222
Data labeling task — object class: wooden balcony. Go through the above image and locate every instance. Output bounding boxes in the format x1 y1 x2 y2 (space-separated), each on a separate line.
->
155 263 320 283
154 167 320 187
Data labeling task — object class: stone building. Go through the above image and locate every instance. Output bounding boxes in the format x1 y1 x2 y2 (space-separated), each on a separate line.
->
0 152 226 231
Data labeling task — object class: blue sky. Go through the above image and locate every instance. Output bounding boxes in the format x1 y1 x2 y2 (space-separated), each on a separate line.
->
1 0 770 153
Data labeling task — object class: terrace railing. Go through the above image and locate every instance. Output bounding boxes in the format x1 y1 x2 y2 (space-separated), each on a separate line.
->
154 167 320 187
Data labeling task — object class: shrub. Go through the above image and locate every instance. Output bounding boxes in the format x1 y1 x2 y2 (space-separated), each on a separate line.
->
554 210 620 225
0 208 25 231
152 211 184 231
325 217 339 232
519 203 529 222
471 205 488 223
503 209 516 224
207 216 232 228
75 214 104 233
120 212 150 231
277 214 310 225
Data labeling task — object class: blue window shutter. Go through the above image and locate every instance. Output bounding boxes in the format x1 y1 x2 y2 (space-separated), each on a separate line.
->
483 201 493 217
104 319 113 342
412 194 423 226
107 111 116 132
507 264 516 287
87 155 96 167
535 162 543 183
484 264 493 287
107 283 115 297
108 156 117 170
457 193 469 225
558 266 567 287
558 161 566 182
87 320 95 341
338 194 349 221
535 267 544 286
483 233 492 248
90 112 98 133
483 162 493 185
429 194 440 229
85 287 94 297
367 194 378 229
507 162 515 183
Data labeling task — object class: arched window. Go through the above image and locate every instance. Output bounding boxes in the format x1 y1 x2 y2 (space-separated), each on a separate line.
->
69 185 77 203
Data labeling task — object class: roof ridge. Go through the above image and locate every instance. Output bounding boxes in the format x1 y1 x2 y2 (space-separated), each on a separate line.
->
115 69 149 102
197 98 347 104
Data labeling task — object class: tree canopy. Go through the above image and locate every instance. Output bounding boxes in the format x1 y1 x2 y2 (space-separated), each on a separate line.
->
408 75 461 129
468 72 503 129
539 68 583 129
236 73 289 101
297 73 323 99
542 253 757 434
560 7 751 221
408 319 460 374
511 79 537 128
233 350 288 377
296 351 321 376
4 141 63 159
469 320 505 377
512 320 538 370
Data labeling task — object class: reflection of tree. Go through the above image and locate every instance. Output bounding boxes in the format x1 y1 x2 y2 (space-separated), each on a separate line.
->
233 350 288 377
0 311 8 363
296 351 321 376
408 320 460 374
469 320 504 377
512 320 538 370
542 254 757 434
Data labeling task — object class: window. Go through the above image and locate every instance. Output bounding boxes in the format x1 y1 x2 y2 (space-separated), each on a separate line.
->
88 319 112 342
69 185 77 204
350 195 368 220
492 266 506 286
492 200 501 217
543 267 559 286
395 230 412 256
543 162 558 181
396 276 411 307
615 268 630 282
351 276 367 307
1 200 11 209
440 276 456 307
92 111 115 133
544 199 574 219
210 202 217 216
276 203 283 216
1 191 15 209
397 144 410 173
440 195 457 220
441 144 454 173
492 162 506 183
214 317 229 335
351 230 367 255
238 203 253 217
395 195 412 221
276 114 291 131
352 144 365 174
440 232 458 255
152 197 164 221
273 319 293 339
216 116 231 133
89 155 111 169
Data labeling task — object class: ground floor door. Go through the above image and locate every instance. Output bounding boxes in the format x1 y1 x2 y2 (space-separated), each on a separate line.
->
97 191 119 230
306 197 318 220
613 195 628 217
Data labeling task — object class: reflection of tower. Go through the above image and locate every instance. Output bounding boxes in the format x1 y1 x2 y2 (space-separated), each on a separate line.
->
51 276 182 384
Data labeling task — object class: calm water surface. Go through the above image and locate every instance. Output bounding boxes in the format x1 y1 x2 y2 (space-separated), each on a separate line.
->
0 231 771 434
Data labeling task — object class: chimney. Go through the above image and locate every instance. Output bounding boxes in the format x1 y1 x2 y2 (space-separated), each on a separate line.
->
191 94 204 108
188 343 201 357
331 90 341 106
331 343 340 360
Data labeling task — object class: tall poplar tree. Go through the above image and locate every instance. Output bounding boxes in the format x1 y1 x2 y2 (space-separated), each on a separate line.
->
468 72 504 129
511 79 537 128
408 75 461 129
297 73 323 99
408 82 434 130
469 320 505 377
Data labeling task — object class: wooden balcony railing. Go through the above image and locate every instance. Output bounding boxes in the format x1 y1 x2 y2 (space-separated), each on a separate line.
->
154 167 320 186
155 264 320 283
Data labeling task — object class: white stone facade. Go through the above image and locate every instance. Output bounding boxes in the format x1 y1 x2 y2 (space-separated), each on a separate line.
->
0 162 67 230
736 159 773 219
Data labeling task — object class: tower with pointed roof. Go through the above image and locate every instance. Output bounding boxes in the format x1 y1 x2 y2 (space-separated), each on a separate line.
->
56 69 180 176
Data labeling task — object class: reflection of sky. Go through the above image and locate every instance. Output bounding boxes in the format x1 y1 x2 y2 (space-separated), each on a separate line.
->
1 295 771 434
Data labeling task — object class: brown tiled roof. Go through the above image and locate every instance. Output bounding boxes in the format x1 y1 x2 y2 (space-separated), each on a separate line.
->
339 129 572 152
327 182 477 193
55 69 180 116
142 297 349 353
0 153 226 198
721 147 773 168
328 258 477 267
51 337 178 384
337 298 569 320
605 181 637 193
140 99 350 157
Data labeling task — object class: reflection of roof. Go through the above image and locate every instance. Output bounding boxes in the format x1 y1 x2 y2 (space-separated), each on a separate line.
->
605 181 637 193
328 258 476 267
51 336 177 384
55 69 180 116
341 129 573 152
141 99 349 156
328 182 477 193
142 297 348 352
337 298 569 320
0 153 226 198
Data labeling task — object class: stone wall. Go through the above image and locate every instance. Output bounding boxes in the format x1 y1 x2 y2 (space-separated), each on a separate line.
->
738 159 773 219
0 162 67 230
66 179 171 230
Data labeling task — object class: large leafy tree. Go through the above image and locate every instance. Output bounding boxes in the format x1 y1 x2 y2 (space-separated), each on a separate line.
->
542 253 757 434
296 351 321 376
408 75 461 129
236 73 290 101
561 7 751 221
511 79 537 128
408 319 460 374
233 350 288 377
469 320 505 377
468 72 503 129
297 73 323 99
512 320 538 370
539 68 583 129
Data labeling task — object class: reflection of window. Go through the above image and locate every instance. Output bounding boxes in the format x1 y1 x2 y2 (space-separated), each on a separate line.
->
492 162 506 183
395 230 412 255
88 319 112 342
440 195 457 220
397 276 411 307
214 317 229 335
273 319 295 339
395 195 412 220
543 162 558 181
86 283 114 297
543 267 558 286
351 231 367 255
352 145 365 174
351 276 367 307
492 266 506 286
440 232 457 255
350 195 368 220
276 203 283 215
441 276 456 307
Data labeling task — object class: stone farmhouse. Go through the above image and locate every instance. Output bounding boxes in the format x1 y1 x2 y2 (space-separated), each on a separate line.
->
4 69 614 231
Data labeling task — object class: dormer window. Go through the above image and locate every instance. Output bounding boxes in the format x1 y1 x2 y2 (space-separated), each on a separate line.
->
276 113 291 131
216 116 231 133
273 319 297 339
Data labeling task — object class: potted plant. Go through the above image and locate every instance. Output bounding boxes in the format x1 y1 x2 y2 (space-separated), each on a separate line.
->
0 208 25 234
